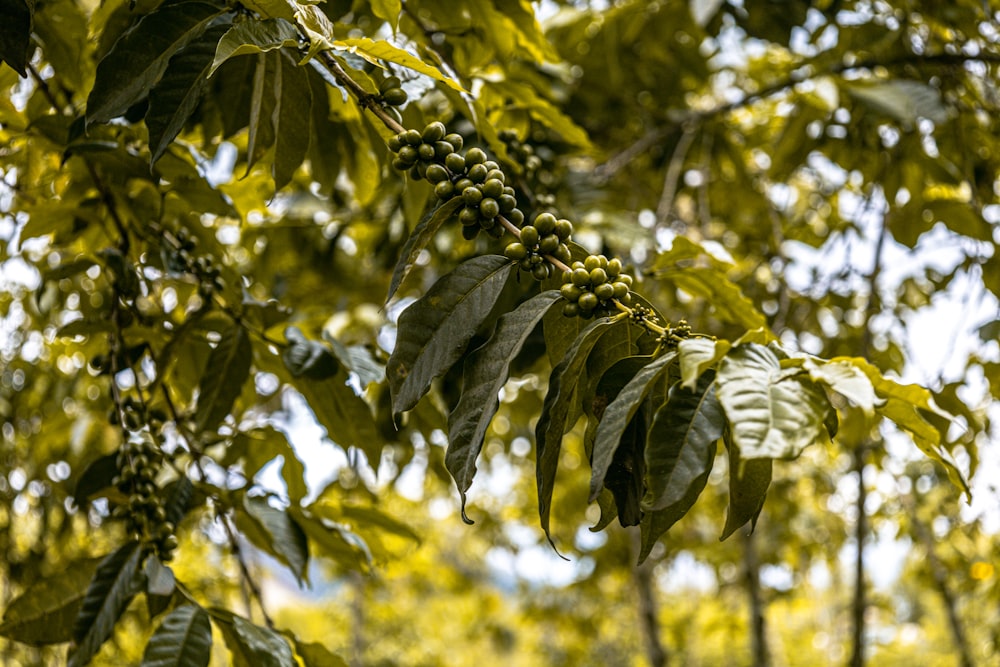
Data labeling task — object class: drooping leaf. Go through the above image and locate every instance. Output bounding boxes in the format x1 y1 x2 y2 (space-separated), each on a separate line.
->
805 358 878 418
535 316 619 542
589 351 678 502
163 476 195 527
720 439 772 541
140 604 212 667
237 495 309 585
332 37 465 91
195 323 253 433
217 613 296 667
678 337 729 390
68 542 146 667
847 356 969 496
147 24 231 164
73 452 120 506
369 0 401 29
716 343 830 460
0 0 33 77
658 266 769 332
290 368 382 464
387 255 515 418
0 558 101 645
288 506 371 572
338 504 421 544
246 51 278 173
293 637 350 667
87 1 227 124
272 50 312 191
642 372 723 512
447 290 562 522
283 327 339 379
386 197 464 304
209 18 299 76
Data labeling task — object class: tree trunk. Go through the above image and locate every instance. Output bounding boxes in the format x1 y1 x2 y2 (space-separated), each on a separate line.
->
744 530 771 667
848 446 867 667
632 532 668 667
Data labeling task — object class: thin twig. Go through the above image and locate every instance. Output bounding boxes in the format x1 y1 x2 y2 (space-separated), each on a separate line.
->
654 124 698 230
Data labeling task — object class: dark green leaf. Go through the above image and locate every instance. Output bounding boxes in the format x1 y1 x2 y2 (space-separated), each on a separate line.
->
291 369 382 464
638 447 716 562
0 559 100 645
195 324 253 433
288 506 371 572
0 0 32 77
589 351 678 502
218 613 296 667
147 24 231 164
68 542 145 667
293 637 350 667
387 255 516 418
447 290 562 523
73 452 120 505
386 198 464 304
340 504 421 544
163 476 195 527
716 343 830 459
536 316 619 542
272 50 312 191
209 18 299 76
246 51 278 173
140 604 211 667
237 496 309 585
642 372 723 512
283 327 339 380
720 439 772 541
87 2 227 124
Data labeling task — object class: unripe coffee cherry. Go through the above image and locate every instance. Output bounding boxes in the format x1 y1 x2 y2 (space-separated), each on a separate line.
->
482 179 504 199
578 292 598 311
402 129 422 146
460 206 480 226
531 264 550 280
465 147 487 165
539 234 560 254
454 177 474 192
507 208 525 225
534 213 557 235
468 164 488 183
422 121 446 142
590 268 608 285
434 181 455 199
480 198 500 219
607 258 622 277
462 187 483 205
505 243 529 260
418 144 436 161
446 153 466 172
520 225 539 247
379 76 402 94
425 164 449 183
554 219 573 240
498 194 517 213
595 283 615 300
572 268 591 286
444 133 464 151
383 88 408 106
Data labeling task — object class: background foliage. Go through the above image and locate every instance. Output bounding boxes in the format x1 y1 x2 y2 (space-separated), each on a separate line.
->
1 0 998 665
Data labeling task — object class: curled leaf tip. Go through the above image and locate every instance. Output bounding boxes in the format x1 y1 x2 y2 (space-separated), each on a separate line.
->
545 534 570 562
459 499 474 525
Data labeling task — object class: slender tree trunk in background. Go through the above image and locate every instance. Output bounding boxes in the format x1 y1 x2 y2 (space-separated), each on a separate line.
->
910 510 975 667
744 530 771 667
351 573 366 667
632 532 668 667
848 446 868 667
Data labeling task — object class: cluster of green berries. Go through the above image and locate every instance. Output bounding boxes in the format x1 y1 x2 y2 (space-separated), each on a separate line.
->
559 254 633 318
388 122 527 240
379 75 408 107
111 433 177 560
503 212 573 281
498 129 543 174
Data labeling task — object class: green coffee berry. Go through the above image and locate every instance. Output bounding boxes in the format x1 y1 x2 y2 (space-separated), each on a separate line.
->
485 169 505 183
554 245 573 264
531 264 550 281
403 129 422 146
507 208 525 225
612 282 629 299
435 181 455 200
595 283 615 300
563 302 580 318
480 198 500 219
398 145 418 164
387 135 403 152
561 283 582 301
484 160 500 172
498 194 517 213
446 153 466 172
468 163 489 183
434 141 454 158
460 206 480 226
520 225 539 247
418 144 436 161
462 224 479 240
554 219 573 241
590 268 608 285
538 234 560 254
505 243 529 260
425 164 449 183
379 76 402 94
572 268 591 286
462 187 483 206
465 147 487 165
454 177 474 192
519 257 533 271
534 213 557 235
617 273 633 288
584 255 602 271
578 292 599 311
383 87 408 106
444 133 464 151
503 186 516 197
422 121 446 142
607 258 622 277
482 179 505 199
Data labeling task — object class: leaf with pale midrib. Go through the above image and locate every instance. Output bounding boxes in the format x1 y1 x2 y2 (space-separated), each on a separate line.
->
194 323 252 433
140 604 212 667
387 255 515 418
447 290 562 522
387 198 463 304
720 438 772 541
0 558 100 645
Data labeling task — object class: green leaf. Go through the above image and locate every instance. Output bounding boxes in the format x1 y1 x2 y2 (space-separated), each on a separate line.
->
0 558 100 645
535 316 619 542
293 638 350 667
369 0 401 29
68 542 145 667
387 255 516 417
87 1 227 124
589 351 678 502
272 50 312 191
332 37 465 91
447 290 563 522
291 368 382 464
678 337 730 390
140 604 212 667
283 327 339 380
658 266 769 332
147 24 231 164
720 440 772 541
246 51 278 173
0 0 32 77
339 504 421 544
144 556 176 598
846 79 950 127
164 476 195 527
805 358 877 418
716 343 830 460
195 324 253 433
288 506 371 572
387 198 464 304
847 356 969 496
209 18 299 76
73 452 120 505
638 445 714 563
237 495 310 585
218 614 296 667
642 372 723 512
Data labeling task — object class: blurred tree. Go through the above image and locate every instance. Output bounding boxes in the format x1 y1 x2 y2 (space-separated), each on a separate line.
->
0 0 997 665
